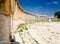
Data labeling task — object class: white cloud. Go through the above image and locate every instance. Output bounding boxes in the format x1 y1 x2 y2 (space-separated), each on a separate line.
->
46 1 58 5
52 1 58 4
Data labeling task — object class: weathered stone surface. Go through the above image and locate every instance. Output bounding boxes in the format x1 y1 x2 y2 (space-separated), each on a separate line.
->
0 14 10 44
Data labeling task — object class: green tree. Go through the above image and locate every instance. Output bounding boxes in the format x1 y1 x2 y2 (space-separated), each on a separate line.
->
17 23 39 44
54 11 60 19
17 23 28 43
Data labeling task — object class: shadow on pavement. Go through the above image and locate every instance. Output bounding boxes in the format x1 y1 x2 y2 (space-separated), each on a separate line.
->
9 35 20 44
11 41 20 44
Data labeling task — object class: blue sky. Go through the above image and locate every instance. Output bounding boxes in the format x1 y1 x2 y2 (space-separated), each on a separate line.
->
18 0 60 17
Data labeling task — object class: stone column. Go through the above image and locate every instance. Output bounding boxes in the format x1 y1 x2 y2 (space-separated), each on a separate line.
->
0 0 11 44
